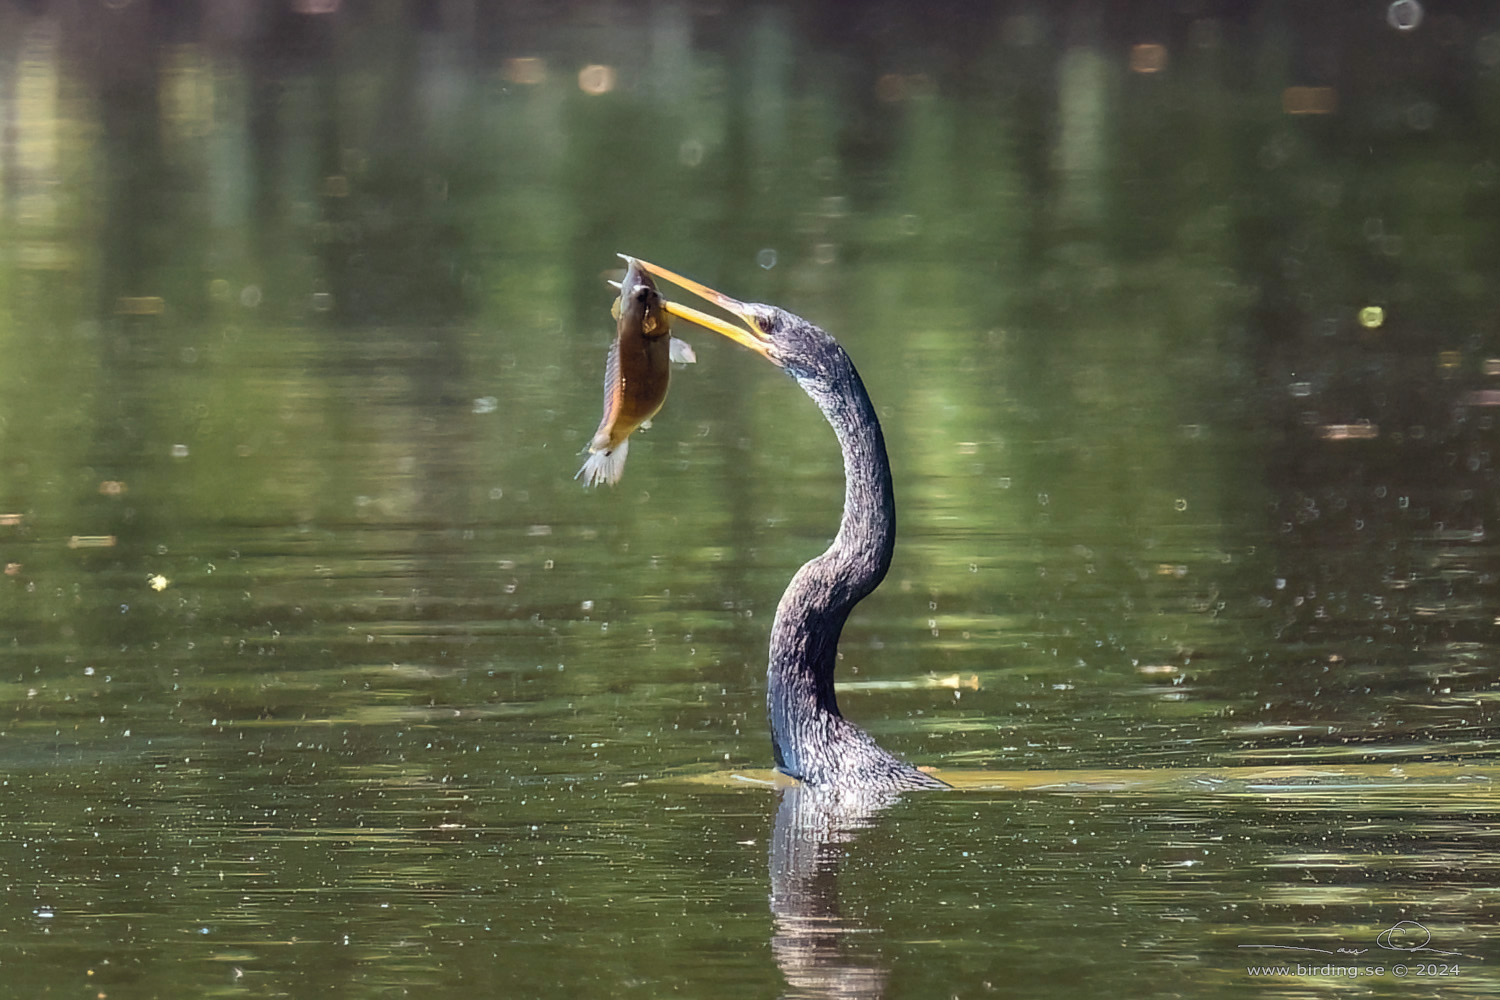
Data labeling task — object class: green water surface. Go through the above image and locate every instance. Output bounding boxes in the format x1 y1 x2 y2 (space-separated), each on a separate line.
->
1 3 1497 997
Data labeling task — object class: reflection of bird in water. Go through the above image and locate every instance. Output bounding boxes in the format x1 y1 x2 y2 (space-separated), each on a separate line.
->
769 784 897 999
632 259 947 791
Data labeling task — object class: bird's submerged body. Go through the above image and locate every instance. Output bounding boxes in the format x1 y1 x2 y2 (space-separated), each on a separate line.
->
624 258 948 792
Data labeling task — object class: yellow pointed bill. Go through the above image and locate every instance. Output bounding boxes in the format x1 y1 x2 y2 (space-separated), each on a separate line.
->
621 255 773 360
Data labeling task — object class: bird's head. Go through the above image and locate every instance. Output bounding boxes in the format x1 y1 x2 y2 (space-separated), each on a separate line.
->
624 256 841 382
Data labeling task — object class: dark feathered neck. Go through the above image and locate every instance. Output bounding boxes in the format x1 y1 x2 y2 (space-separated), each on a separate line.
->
765 342 896 775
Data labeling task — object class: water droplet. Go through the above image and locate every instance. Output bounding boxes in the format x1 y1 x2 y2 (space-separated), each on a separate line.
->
1387 0 1422 31
577 64 616 95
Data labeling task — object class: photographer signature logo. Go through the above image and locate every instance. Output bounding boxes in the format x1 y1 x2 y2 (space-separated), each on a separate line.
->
1239 920 1465 959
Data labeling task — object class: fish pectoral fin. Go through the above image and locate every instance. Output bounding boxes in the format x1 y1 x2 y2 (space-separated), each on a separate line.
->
669 338 697 365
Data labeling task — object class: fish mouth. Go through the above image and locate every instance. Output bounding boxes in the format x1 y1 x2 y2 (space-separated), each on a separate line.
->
620 255 773 361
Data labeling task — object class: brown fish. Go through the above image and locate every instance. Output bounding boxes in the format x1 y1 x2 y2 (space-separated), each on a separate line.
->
576 256 695 486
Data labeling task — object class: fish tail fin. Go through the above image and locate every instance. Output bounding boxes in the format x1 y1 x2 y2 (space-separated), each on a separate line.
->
575 438 629 487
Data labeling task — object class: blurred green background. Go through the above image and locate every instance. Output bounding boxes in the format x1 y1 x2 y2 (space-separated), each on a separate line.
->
0 2 1497 997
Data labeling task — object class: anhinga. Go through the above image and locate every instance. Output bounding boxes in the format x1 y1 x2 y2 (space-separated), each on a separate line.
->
631 257 948 791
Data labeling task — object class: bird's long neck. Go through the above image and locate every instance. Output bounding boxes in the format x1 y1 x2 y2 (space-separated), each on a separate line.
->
766 349 895 776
